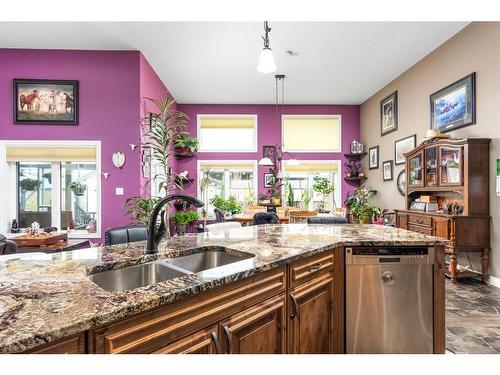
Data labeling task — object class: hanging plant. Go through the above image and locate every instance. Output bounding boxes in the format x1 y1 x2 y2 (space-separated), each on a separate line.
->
20 178 42 191
68 181 87 196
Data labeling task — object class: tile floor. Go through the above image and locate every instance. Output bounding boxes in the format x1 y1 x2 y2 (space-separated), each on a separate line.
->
446 278 500 353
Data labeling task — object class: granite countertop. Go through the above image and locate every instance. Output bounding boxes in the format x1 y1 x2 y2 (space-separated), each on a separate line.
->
0 224 447 353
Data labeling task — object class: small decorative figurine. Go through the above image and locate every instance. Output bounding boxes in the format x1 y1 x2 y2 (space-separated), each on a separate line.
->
10 218 20 233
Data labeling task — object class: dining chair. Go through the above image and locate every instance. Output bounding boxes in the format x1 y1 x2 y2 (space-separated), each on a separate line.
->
252 212 280 225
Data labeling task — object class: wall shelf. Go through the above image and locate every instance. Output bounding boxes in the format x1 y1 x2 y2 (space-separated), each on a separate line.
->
344 176 367 185
344 152 367 159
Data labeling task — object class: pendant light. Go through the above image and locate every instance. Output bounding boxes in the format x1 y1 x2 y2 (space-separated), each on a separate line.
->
257 21 277 74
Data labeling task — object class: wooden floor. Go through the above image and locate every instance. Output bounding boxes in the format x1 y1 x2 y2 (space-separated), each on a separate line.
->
446 278 500 353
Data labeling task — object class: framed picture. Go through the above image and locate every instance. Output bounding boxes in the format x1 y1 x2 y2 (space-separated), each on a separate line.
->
380 91 398 136
394 134 416 165
430 73 475 133
396 170 406 196
264 173 275 188
368 146 379 170
262 145 277 165
382 160 393 181
13 79 79 125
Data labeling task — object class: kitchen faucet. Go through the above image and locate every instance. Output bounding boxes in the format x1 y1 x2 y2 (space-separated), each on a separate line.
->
146 193 205 253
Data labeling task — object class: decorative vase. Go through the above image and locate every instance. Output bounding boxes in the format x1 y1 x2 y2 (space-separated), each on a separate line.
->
175 223 187 236
273 198 280 205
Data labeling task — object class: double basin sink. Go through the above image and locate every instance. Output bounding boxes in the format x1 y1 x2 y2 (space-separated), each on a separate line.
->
88 249 255 292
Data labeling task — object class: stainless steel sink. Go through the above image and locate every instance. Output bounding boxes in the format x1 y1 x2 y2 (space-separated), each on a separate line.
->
164 250 254 273
88 249 255 291
88 260 190 292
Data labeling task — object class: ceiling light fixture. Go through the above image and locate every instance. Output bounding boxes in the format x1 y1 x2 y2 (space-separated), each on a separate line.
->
257 21 277 74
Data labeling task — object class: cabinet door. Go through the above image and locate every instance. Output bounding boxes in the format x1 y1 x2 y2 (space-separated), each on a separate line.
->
408 151 424 188
288 273 334 354
433 218 450 239
439 146 463 186
219 293 286 354
152 325 220 354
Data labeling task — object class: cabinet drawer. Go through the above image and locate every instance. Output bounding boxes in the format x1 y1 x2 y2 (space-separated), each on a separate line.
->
408 224 433 236
27 333 86 354
408 215 432 228
289 251 334 287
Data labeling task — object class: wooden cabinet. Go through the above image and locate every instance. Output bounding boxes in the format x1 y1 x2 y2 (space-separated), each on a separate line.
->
288 272 334 354
396 136 490 284
152 325 220 354
26 333 86 354
219 293 286 354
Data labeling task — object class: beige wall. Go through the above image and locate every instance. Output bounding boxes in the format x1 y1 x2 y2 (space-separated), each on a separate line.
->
360 22 500 278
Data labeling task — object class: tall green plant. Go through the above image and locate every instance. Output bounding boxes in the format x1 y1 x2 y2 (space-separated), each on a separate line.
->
301 187 312 210
312 176 335 211
125 96 189 225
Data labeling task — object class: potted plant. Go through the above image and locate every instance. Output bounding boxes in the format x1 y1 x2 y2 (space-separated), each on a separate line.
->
174 133 199 156
358 203 379 224
344 186 377 223
344 160 361 178
210 195 242 216
171 210 199 236
312 176 335 213
300 187 312 210
20 178 41 191
68 181 87 196
125 196 161 226
285 177 295 207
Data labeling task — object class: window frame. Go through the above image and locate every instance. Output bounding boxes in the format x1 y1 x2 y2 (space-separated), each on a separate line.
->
281 114 342 153
197 159 258 218
196 114 258 153
0 140 102 239
281 159 342 211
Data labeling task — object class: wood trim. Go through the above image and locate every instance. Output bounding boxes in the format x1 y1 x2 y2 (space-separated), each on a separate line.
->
433 245 446 354
93 267 286 353
332 247 345 354
288 250 334 287
26 332 86 354
151 324 219 354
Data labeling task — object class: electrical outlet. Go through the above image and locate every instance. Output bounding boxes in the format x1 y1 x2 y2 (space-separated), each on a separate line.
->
115 187 124 196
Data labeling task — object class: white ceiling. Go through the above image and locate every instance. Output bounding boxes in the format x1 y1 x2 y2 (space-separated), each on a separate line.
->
0 22 469 104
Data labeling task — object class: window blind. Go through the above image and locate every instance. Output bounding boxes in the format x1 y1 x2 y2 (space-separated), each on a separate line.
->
283 116 341 152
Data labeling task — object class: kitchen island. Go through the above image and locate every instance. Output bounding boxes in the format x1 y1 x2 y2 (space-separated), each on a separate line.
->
0 224 447 354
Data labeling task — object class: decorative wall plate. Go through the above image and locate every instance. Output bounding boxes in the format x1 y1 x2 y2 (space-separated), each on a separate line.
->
112 152 126 168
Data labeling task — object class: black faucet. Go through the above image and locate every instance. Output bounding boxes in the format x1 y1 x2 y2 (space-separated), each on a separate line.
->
146 193 205 253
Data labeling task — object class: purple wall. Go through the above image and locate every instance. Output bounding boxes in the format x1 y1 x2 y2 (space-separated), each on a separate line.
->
176 104 360 204
0 49 169 240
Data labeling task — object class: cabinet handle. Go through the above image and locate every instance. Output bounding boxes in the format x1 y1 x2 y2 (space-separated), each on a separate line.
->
211 331 221 354
223 325 232 354
290 294 300 320
307 263 321 272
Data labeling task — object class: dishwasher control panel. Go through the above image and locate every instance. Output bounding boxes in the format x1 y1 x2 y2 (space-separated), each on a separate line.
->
345 247 434 265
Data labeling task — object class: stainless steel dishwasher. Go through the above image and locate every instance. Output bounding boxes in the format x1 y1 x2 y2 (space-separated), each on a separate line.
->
346 246 434 354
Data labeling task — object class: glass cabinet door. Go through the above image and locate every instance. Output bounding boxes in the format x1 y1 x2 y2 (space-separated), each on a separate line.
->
408 151 424 187
425 147 438 187
440 146 462 186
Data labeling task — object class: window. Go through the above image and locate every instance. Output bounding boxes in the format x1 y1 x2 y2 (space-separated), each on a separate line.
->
198 161 257 216
2 141 101 238
197 115 257 152
282 115 341 152
282 160 341 212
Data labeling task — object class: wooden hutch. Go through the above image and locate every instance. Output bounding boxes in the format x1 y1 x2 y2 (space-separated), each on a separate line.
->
395 138 490 283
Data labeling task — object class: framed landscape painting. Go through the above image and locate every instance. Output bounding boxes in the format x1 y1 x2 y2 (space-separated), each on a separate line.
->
380 91 398 136
13 79 79 125
430 73 475 133
394 134 416 165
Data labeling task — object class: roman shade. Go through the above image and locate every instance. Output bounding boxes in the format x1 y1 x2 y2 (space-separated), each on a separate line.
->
199 116 255 129
6 146 97 162
283 161 339 173
199 161 255 170
283 116 341 152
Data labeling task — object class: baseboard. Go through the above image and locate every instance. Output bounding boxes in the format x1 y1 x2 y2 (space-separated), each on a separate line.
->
487 275 500 289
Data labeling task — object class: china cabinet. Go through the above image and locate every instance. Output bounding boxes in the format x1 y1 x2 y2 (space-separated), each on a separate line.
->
396 138 490 283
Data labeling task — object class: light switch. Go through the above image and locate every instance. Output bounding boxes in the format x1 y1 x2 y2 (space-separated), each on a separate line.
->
115 187 124 196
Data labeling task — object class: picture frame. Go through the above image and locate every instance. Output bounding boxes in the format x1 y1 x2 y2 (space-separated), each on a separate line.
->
262 145 277 166
380 91 398 136
368 146 379 170
13 79 79 125
264 173 275 188
430 73 475 133
394 134 416 165
382 160 393 181
396 170 406 196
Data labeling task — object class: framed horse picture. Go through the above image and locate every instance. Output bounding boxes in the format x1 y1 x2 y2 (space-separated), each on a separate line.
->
13 79 79 125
